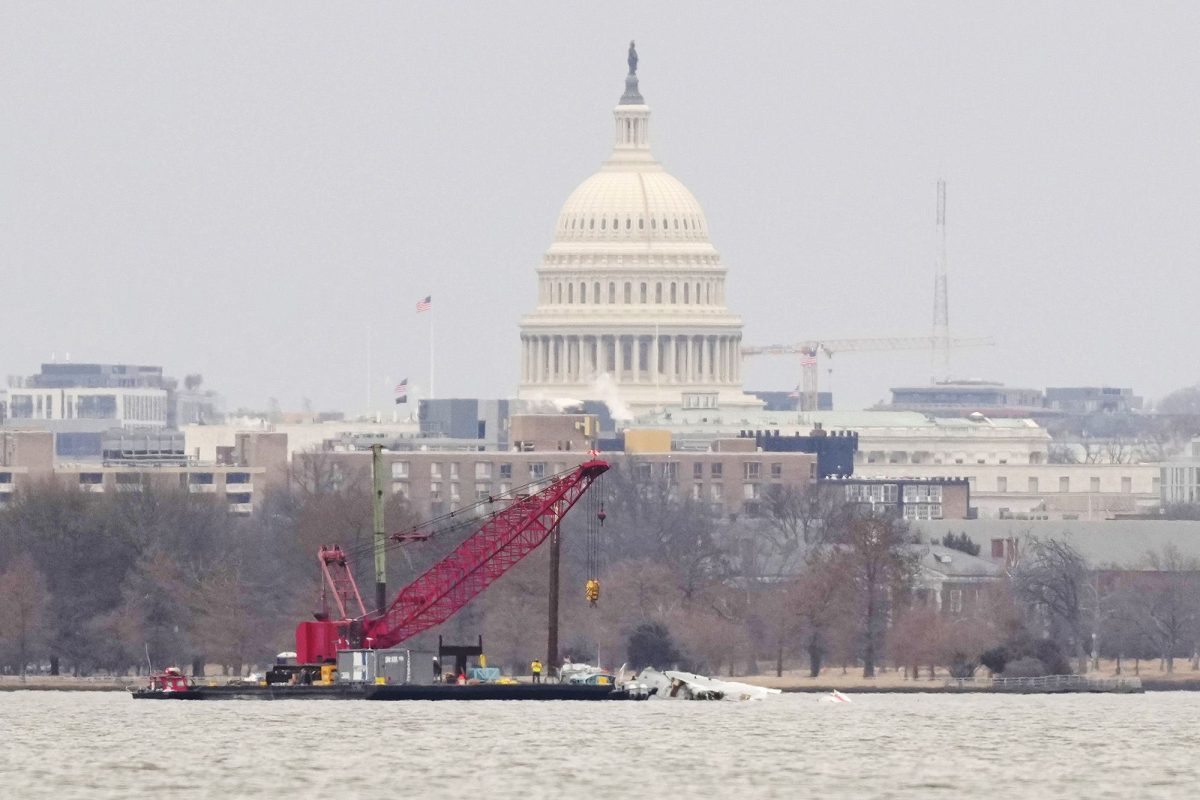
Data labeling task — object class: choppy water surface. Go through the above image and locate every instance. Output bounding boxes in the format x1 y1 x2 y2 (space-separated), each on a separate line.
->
2 691 1197 799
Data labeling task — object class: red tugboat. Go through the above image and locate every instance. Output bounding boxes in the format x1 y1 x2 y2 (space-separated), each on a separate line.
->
135 667 203 700
134 458 630 701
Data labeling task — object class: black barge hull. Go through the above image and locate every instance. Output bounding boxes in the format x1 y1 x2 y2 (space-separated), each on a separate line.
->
133 683 634 701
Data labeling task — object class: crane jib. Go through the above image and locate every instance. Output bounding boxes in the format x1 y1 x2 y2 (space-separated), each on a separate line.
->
294 459 609 664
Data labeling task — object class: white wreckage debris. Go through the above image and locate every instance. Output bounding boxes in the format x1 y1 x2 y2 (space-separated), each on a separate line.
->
631 668 782 701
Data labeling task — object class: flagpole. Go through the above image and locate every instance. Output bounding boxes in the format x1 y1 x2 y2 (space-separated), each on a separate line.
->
429 304 435 400
366 324 373 416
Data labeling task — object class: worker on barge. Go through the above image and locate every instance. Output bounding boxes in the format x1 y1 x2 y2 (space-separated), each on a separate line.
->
531 658 543 684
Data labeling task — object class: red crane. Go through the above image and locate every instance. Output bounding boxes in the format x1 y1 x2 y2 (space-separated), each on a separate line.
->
295 458 609 664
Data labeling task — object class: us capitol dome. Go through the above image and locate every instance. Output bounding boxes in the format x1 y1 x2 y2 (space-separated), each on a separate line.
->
517 43 761 418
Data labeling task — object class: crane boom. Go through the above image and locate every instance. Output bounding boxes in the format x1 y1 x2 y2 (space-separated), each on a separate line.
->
295 459 609 664
741 336 994 411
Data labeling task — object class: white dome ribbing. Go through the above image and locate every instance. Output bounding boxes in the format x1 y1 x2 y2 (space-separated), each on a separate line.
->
517 43 761 417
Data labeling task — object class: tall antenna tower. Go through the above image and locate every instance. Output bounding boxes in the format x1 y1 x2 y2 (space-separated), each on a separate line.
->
932 179 950 382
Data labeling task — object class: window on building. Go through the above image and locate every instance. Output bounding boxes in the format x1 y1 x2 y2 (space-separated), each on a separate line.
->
991 539 1006 559
449 484 461 502
530 463 545 480
640 283 647 303
635 463 652 481
1121 477 1132 494
1059 476 1070 493
711 463 723 478
474 462 492 480
392 462 409 480
431 463 443 479
608 283 615 303
770 463 782 479
1090 477 1101 493
744 462 761 480
594 282 600 303
693 462 703 478
949 589 963 614
670 283 677 304
656 283 662 303
568 284 573 303
449 463 459 480
1028 477 1039 493
624 283 632 304
684 284 690 304
692 483 703 500
393 482 409 499
663 462 678 481
226 472 250 484
997 477 1007 493
710 484 723 502
188 473 214 485
228 492 252 506
475 482 490 500
79 473 103 485
743 482 760 500
500 463 512 479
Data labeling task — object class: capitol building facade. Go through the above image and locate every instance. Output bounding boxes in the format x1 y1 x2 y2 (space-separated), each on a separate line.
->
517 45 761 418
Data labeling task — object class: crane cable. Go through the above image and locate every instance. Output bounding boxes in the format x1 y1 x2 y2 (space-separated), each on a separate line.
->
585 475 605 606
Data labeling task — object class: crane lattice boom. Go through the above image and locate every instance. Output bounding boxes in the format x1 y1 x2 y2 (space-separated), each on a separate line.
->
295 459 609 663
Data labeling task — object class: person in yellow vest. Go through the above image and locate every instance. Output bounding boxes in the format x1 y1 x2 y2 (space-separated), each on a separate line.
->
530 658 543 684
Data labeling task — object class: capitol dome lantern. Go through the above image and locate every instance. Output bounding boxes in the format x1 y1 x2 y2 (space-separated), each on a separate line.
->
517 43 762 418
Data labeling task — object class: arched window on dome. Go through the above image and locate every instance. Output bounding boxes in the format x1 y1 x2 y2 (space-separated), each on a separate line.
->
625 217 631 230
683 219 689 230
623 282 631 304
639 283 647 304
608 282 616 304
589 218 594 230
695 282 701 304
639 217 644 230
632 119 639 142
705 283 711 304
662 217 668 230
655 283 662 303
670 282 677 304
625 119 631 142
601 218 606 230
651 218 656 230
557 283 563 304
674 218 679 230
594 282 600 304
571 218 576 230
683 283 690 304
568 283 573 304
612 217 618 230
580 282 587 304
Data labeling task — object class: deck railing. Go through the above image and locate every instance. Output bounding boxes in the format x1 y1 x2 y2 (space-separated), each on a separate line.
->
944 674 1143 691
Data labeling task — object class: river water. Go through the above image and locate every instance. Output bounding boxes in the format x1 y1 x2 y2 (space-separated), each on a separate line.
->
1 691 1196 799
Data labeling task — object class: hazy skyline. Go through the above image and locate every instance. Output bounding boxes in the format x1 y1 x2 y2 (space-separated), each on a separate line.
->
4 3 1198 414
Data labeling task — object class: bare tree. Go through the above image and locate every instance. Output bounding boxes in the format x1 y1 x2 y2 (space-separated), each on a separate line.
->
1013 537 1092 672
0 555 49 678
835 510 918 678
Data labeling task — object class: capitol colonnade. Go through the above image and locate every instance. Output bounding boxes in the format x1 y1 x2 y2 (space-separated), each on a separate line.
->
520 333 743 385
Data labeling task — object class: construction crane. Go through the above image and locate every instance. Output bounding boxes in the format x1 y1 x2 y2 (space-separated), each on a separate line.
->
295 458 610 665
741 337 994 412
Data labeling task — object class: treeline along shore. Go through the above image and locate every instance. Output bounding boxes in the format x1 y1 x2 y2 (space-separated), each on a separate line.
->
2 455 1199 685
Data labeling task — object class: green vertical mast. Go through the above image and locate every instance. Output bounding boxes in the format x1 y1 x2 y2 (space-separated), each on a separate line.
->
371 444 387 614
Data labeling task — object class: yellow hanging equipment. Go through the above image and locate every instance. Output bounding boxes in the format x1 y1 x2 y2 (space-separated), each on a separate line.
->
585 578 600 605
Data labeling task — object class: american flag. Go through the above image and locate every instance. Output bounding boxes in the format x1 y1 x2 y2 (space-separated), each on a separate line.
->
788 386 800 399
394 378 408 404
416 295 432 313
800 354 817 367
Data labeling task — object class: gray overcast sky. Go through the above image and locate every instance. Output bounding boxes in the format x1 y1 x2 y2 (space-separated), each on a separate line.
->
3 2 1198 414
